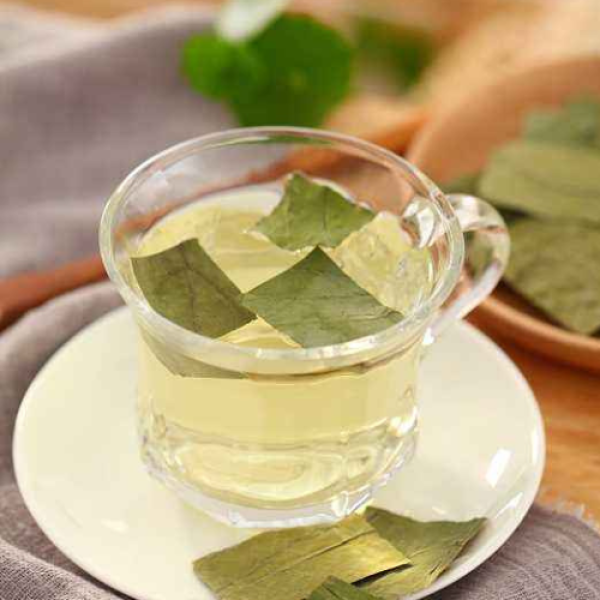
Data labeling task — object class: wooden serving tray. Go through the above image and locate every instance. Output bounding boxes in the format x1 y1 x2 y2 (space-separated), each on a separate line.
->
408 56 600 373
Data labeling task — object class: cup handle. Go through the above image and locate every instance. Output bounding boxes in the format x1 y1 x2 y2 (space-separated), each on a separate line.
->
425 194 510 345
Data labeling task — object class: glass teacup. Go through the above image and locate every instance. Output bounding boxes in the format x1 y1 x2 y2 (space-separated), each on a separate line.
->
100 128 509 528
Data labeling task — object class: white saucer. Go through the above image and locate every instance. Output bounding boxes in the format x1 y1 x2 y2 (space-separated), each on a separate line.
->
13 308 544 600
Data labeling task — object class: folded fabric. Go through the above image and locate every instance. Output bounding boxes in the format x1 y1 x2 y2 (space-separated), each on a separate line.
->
0 6 232 278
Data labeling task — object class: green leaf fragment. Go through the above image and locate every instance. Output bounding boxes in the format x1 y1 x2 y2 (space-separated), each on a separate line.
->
442 172 481 196
362 507 486 599
524 97 600 148
139 329 245 379
309 577 383 600
478 141 600 225
447 98 600 338
504 219 600 335
131 239 255 338
254 173 374 250
193 515 409 600
241 247 404 347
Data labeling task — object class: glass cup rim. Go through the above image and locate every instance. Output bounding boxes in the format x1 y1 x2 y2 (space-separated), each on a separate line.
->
99 126 464 366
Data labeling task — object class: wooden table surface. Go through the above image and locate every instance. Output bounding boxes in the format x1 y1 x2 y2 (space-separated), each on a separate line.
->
468 318 600 520
8 0 600 520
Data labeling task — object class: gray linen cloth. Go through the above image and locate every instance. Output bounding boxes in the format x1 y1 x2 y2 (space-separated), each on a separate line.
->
0 6 232 277
0 6 600 600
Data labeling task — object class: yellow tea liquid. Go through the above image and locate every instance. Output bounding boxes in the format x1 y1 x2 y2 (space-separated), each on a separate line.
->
135 185 433 521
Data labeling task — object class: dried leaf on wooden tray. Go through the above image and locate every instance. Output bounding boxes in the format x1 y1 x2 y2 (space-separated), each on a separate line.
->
524 97 600 148
442 172 480 195
477 141 600 225
504 219 600 335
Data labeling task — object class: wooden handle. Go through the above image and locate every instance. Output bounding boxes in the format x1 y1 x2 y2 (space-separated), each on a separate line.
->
0 256 107 330
0 108 429 332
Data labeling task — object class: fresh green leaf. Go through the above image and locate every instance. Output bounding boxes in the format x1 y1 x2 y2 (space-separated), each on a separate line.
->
504 219 600 335
241 247 403 347
362 508 486 599
193 515 409 600
254 173 374 250
356 17 435 89
139 329 245 379
308 577 383 600
217 0 290 41
184 15 353 127
478 140 600 225
182 33 265 100
231 15 354 127
132 239 255 338
524 97 600 148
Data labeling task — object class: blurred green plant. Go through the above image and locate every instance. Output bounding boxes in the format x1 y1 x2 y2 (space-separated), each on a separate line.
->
356 16 435 90
182 34 266 101
182 14 354 127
